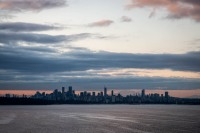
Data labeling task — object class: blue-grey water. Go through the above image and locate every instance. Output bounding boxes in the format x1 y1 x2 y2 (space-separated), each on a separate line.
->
0 105 200 133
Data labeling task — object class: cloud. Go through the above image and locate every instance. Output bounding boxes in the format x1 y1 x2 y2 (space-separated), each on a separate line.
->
127 0 200 22
0 44 200 90
0 44 200 74
0 0 67 20
0 71 199 90
0 0 66 12
0 32 91 45
121 16 132 22
88 20 114 27
0 22 61 32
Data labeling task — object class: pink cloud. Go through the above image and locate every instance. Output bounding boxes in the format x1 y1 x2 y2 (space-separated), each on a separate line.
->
127 0 200 22
89 20 114 27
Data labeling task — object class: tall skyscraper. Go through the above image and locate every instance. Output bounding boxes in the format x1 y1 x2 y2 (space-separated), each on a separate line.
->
100 91 103 97
62 87 65 94
165 91 169 99
92 92 96 96
69 86 72 95
104 86 107 97
84 91 87 96
53 89 58 100
142 89 145 97
111 90 114 96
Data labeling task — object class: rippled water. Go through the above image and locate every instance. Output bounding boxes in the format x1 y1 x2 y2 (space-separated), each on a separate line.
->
0 105 200 133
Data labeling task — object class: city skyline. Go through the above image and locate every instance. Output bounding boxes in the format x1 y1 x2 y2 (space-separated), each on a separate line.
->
30 86 173 104
1 85 200 105
0 86 169 98
1 86 200 99
0 0 200 98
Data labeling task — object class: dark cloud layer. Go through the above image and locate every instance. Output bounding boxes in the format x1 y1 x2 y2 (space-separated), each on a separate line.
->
0 22 60 32
0 32 91 44
0 76 199 90
0 39 200 89
0 0 66 12
127 0 200 22
0 45 200 73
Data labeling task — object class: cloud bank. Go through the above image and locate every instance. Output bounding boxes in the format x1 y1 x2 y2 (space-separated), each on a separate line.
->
0 22 60 32
0 0 67 20
0 32 91 45
0 45 200 73
127 0 200 22
0 24 199 90
0 0 66 12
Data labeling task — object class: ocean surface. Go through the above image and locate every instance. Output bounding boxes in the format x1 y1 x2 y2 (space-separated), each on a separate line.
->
0 105 199 133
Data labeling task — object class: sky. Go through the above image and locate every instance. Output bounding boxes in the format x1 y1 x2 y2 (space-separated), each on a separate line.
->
0 0 200 97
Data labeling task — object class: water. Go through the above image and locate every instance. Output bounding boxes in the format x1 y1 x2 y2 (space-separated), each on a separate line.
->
0 105 199 133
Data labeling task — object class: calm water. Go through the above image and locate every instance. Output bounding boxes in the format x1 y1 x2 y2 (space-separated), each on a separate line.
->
0 105 200 133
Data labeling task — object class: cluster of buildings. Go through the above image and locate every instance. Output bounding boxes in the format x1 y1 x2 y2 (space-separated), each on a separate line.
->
31 86 173 104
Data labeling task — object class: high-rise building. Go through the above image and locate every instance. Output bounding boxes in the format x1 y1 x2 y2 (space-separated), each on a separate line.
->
104 86 107 97
141 89 145 97
84 91 87 96
165 91 169 99
53 89 58 100
62 87 65 94
42 92 45 97
100 91 103 97
68 86 72 94
111 90 114 96
92 92 96 97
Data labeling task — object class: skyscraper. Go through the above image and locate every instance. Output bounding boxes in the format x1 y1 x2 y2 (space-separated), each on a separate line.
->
69 86 72 95
100 92 103 97
165 91 169 99
111 90 114 96
104 86 107 97
62 87 65 94
92 92 96 97
142 89 145 97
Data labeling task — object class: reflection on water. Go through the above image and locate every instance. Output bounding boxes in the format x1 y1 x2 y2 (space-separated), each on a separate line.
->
57 113 138 123
0 105 200 133
0 113 16 124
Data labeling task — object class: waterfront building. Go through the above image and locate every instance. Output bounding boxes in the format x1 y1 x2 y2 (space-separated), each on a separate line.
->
104 86 107 97
165 91 169 99
62 87 65 94
111 90 114 96
142 89 145 97
92 92 96 97
68 86 73 95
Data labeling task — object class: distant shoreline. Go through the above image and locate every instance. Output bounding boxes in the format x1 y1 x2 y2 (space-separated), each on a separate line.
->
1 97 200 105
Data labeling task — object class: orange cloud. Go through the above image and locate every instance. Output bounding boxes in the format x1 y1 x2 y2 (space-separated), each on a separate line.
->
127 0 200 22
89 19 114 27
